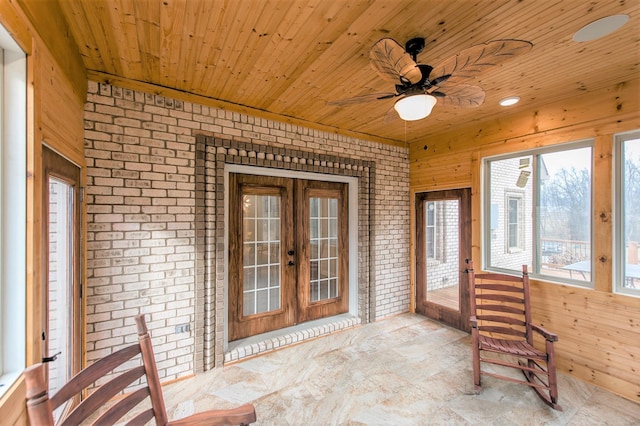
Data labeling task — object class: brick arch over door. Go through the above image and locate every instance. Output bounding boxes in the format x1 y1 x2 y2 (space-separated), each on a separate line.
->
194 135 376 370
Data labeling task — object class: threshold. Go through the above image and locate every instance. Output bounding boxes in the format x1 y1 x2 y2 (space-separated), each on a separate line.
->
225 313 361 364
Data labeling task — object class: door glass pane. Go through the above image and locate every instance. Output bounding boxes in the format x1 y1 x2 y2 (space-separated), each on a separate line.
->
309 197 339 302
47 177 74 420
242 194 281 316
425 199 459 311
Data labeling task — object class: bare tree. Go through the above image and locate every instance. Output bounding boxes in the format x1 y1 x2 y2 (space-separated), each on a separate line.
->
539 167 590 241
624 158 640 242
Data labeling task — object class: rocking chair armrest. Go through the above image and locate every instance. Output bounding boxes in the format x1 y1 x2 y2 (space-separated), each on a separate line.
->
531 323 558 342
167 403 257 426
470 315 478 328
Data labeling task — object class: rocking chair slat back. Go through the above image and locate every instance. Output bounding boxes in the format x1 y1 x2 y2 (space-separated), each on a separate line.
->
24 315 257 425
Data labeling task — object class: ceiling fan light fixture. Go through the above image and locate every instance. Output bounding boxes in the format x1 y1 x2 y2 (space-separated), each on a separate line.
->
394 94 437 121
499 96 520 106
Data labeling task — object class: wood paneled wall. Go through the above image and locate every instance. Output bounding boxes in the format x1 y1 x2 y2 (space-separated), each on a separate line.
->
410 77 640 403
0 0 86 423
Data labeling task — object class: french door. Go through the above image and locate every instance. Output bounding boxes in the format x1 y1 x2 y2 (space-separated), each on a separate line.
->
415 188 471 332
42 146 82 421
228 174 348 341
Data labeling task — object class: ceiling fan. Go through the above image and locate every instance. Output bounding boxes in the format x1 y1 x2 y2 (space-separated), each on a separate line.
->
327 37 533 121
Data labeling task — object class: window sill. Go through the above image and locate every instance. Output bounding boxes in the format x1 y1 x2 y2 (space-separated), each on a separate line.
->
0 371 21 400
0 372 26 424
614 288 640 298
426 259 441 267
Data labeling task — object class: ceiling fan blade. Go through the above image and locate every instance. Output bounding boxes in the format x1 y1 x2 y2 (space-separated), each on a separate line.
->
382 106 400 124
429 39 532 83
436 84 486 107
369 38 422 85
430 74 451 86
326 92 397 106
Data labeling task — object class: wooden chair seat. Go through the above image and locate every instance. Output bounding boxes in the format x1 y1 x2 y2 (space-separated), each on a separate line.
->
467 261 561 410
479 336 546 359
24 314 257 425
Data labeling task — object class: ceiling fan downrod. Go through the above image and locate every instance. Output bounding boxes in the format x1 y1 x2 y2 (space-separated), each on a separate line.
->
405 37 425 61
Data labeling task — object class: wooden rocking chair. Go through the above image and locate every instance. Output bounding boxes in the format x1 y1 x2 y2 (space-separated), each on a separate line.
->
24 314 257 425
466 261 561 410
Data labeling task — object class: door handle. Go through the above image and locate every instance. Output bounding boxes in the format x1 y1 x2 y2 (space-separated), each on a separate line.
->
42 351 62 363
288 260 295 266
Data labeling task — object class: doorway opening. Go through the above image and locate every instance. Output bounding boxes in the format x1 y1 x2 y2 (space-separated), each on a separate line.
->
42 146 82 421
415 188 471 332
228 173 350 341
225 166 361 348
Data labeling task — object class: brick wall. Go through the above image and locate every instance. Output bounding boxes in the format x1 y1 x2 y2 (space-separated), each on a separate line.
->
84 81 410 381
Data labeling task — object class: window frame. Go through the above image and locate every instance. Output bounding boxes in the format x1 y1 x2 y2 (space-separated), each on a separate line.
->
614 130 640 297
483 139 594 287
426 201 437 260
505 192 524 252
0 25 27 398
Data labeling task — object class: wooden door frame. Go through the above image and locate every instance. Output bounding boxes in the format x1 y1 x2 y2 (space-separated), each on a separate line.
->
228 172 351 341
41 145 82 414
415 188 471 332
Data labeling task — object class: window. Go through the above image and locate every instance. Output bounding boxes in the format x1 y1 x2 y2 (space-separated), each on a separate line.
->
426 201 436 259
506 193 524 251
484 141 593 286
0 24 27 397
615 130 640 297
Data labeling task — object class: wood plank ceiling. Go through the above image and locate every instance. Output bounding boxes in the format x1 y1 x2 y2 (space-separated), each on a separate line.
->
53 0 639 146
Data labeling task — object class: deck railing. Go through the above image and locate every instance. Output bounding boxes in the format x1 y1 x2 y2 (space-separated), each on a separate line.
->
540 238 590 264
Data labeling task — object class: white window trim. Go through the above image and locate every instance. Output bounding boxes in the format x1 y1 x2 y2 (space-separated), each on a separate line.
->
505 191 525 253
0 24 26 399
425 201 437 260
614 130 640 298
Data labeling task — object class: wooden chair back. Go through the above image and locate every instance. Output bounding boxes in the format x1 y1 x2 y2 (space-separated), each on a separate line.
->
24 315 256 425
468 263 533 344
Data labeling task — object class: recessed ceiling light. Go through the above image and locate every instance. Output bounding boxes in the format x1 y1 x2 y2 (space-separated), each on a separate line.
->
499 96 520 106
573 14 629 42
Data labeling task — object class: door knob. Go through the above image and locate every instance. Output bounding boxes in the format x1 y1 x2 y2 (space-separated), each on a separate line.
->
288 260 295 266
288 250 294 256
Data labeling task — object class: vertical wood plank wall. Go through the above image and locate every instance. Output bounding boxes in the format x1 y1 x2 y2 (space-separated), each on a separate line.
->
410 77 640 403
0 0 86 424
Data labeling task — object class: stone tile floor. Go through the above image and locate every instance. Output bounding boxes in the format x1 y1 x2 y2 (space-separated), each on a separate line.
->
161 313 640 425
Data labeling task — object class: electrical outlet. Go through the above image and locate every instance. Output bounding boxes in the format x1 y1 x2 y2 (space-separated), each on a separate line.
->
175 324 190 334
